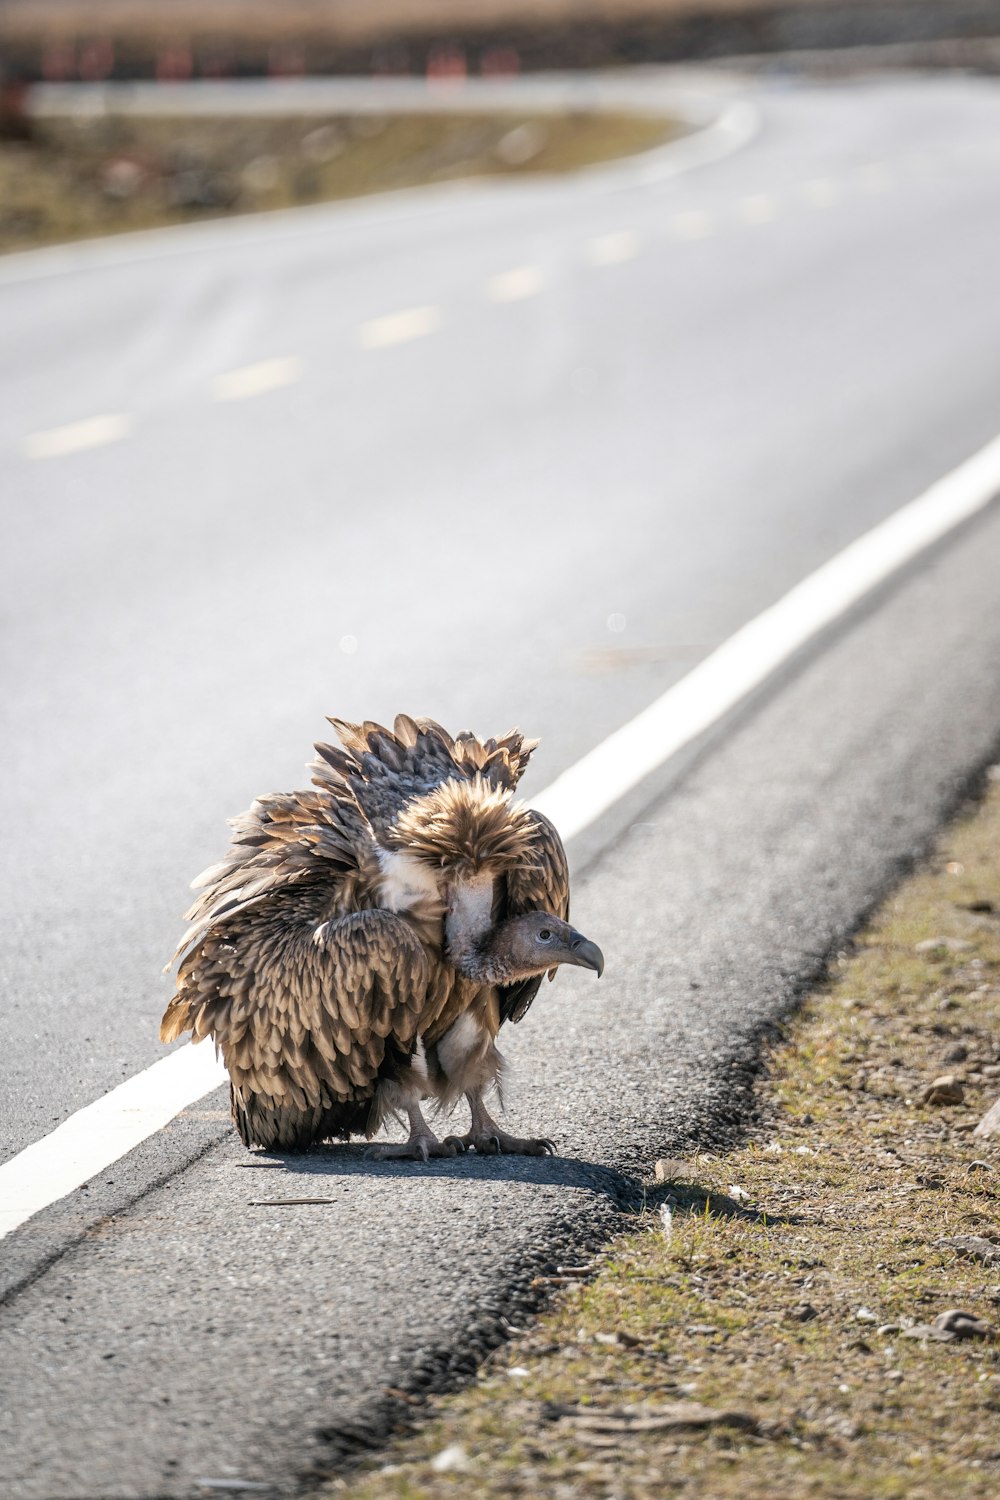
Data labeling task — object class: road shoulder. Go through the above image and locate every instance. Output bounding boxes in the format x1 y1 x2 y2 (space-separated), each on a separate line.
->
332 772 1000 1499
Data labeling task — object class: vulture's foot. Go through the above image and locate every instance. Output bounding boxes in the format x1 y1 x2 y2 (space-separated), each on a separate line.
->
367 1133 464 1161
458 1091 556 1156
367 1099 465 1161
444 1128 555 1157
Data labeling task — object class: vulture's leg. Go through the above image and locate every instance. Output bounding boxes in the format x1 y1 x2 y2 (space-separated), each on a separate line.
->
434 1012 556 1156
451 1087 556 1157
367 1097 463 1161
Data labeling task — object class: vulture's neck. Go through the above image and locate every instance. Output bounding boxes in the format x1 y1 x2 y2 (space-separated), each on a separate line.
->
445 874 499 981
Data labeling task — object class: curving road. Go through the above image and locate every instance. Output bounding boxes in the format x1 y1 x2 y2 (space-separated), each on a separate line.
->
3 67 1000 1499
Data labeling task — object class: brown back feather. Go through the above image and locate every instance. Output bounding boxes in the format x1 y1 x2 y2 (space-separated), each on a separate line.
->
311 715 537 846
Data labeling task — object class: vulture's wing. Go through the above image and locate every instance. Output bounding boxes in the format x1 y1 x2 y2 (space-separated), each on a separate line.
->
162 896 432 1133
160 783 434 1142
171 784 375 961
497 809 571 1024
312 714 538 846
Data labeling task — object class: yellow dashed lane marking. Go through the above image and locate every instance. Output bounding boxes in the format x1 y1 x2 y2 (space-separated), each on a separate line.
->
668 209 714 240
212 356 303 401
23 413 131 459
739 194 778 225
358 306 442 348
487 266 545 301
802 178 840 208
586 231 642 266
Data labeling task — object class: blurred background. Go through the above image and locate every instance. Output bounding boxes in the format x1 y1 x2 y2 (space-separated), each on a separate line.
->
3 0 1000 81
3 2 1000 249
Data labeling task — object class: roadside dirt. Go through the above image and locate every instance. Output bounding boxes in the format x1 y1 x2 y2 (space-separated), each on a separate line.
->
0 109 676 255
327 769 1000 1498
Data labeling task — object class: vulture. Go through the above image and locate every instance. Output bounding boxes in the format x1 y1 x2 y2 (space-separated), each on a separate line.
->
160 715 604 1158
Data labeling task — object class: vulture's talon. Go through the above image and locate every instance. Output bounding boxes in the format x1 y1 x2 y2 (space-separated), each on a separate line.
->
442 1135 468 1154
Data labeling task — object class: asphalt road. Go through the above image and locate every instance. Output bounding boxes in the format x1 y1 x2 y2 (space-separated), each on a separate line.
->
2 68 1000 1499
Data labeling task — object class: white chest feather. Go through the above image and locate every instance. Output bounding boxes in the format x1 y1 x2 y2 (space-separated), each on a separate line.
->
377 850 443 914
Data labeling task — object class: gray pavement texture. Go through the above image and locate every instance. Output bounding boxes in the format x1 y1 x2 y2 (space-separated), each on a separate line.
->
2 67 1000 1500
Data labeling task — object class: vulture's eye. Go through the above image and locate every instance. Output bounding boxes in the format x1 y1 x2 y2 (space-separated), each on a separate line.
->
539 928 552 941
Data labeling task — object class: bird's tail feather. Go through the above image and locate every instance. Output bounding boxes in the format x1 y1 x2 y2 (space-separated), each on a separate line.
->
230 1084 376 1152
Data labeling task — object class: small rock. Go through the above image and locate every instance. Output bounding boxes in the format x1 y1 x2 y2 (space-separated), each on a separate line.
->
933 1309 992 1340
915 937 973 954
937 1235 1000 1267
241 155 280 194
855 1307 877 1323
101 157 144 199
901 1323 955 1342
727 1184 751 1203
877 1323 902 1336
508 1366 530 1378
300 124 345 163
966 1159 993 1172
685 1324 718 1336
922 1074 965 1106
943 1043 970 1064
495 122 548 166
793 1302 819 1323
974 1097 1000 1138
430 1444 469 1473
654 1158 693 1182
561 1400 759 1436
659 1202 673 1239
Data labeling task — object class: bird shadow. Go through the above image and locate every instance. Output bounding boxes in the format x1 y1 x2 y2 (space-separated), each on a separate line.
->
233 1149 805 1225
233 1142 637 1201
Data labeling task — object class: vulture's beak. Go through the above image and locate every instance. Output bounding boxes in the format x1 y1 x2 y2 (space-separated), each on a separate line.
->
567 933 604 977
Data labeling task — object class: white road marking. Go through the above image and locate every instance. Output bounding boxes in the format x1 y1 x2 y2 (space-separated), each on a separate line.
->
487 266 544 301
23 413 130 459
6 429 1000 1238
668 209 713 240
0 1042 227 1238
212 356 302 401
533 429 1000 841
586 231 641 266
739 193 777 225
359 305 442 348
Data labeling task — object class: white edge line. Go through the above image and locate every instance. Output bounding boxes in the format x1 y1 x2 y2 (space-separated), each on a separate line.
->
533 431 1000 840
0 1043 228 1238
4 426 999 1239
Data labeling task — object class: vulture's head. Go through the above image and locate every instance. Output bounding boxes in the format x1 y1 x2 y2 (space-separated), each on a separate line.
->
479 912 604 985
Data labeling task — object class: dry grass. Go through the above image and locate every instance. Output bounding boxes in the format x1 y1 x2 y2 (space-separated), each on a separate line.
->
327 772 1000 1499
0 108 676 255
